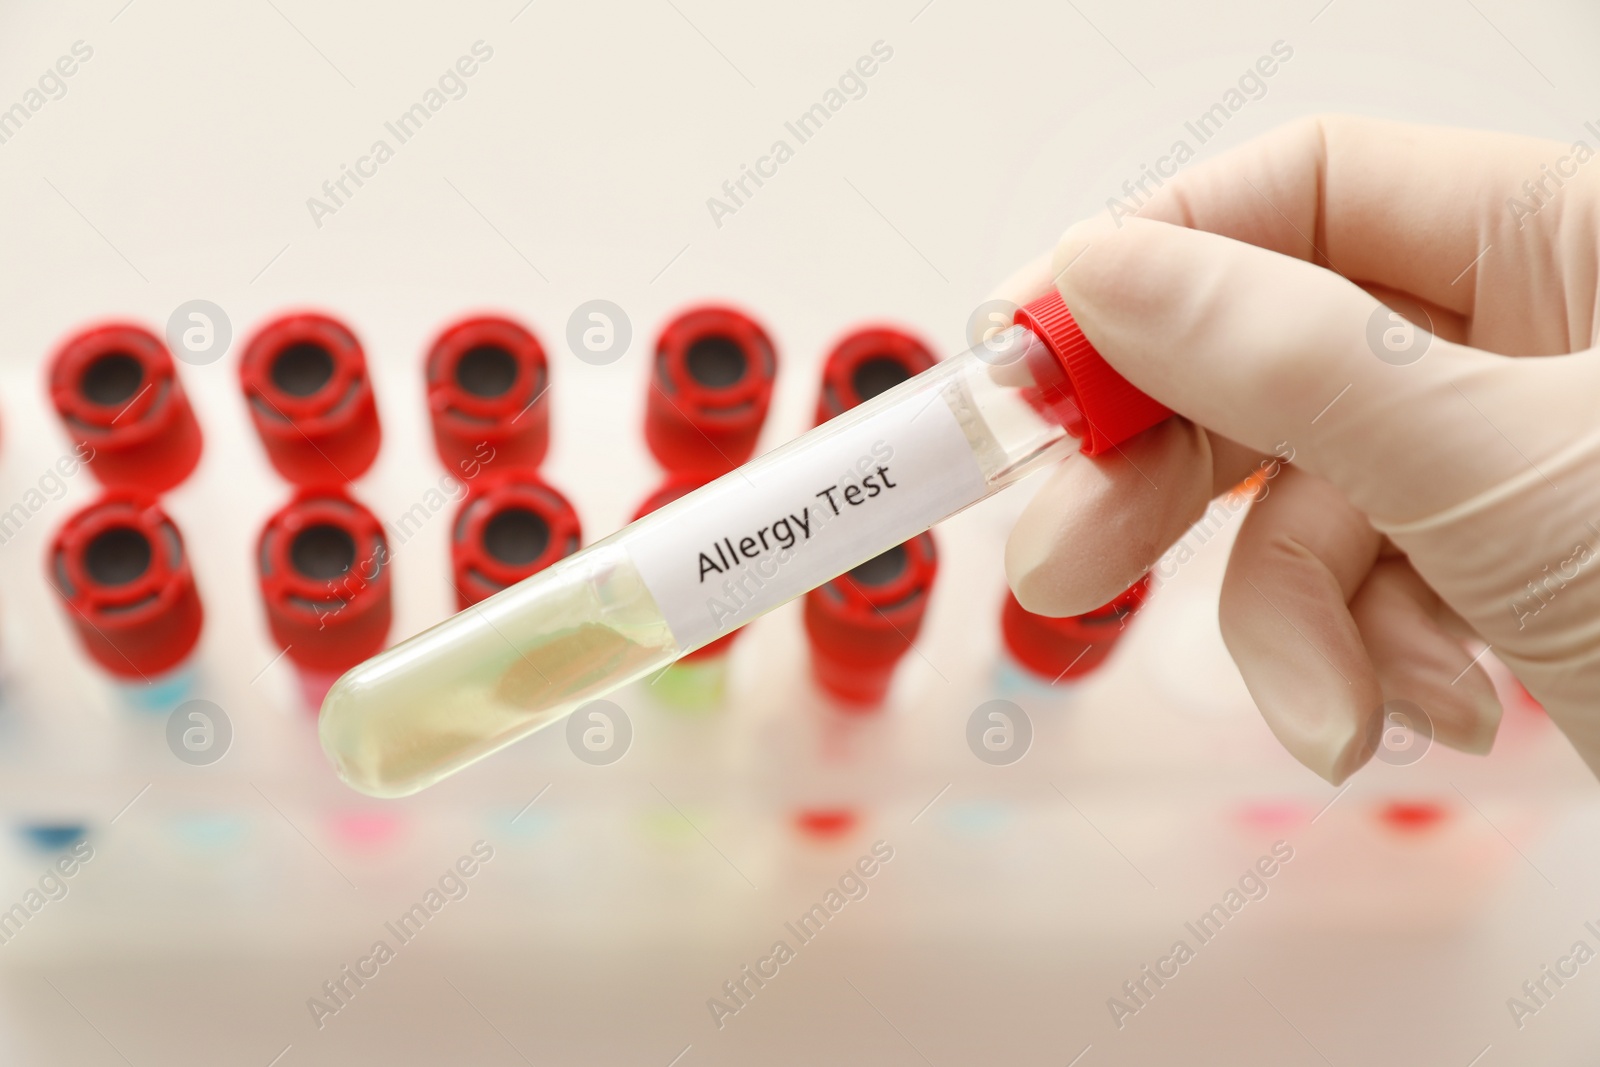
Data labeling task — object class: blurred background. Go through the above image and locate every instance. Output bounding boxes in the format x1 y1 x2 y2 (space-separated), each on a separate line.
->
1 0 1599 1063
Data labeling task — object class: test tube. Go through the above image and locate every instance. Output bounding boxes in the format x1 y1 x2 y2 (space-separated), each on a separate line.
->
451 474 581 610
49 493 204 709
804 531 938 708
426 316 550 475
320 290 1171 796
49 324 203 493
257 490 392 708
239 313 381 485
644 306 777 475
999 575 1152 688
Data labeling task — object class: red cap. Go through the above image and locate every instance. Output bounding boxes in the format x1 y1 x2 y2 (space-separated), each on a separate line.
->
1001 574 1152 682
426 316 550 476
257 491 391 673
1013 290 1171 455
239 314 382 486
452 474 581 610
804 533 938 708
634 472 739 661
49 493 203 678
645 306 777 475
49 324 203 493
814 327 937 424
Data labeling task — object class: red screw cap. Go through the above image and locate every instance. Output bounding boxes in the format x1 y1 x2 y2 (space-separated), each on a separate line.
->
452 474 581 610
239 314 381 486
257 491 391 673
814 327 937 425
49 324 203 493
1013 290 1172 455
634 472 740 661
645 306 777 475
49 493 203 678
804 532 939 708
1001 574 1152 682
426 316 550 476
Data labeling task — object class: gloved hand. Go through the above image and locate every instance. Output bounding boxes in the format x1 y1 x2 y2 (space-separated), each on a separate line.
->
986 114 1600 783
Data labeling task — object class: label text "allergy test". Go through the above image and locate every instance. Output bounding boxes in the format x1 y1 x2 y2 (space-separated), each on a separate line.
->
695 466 899 583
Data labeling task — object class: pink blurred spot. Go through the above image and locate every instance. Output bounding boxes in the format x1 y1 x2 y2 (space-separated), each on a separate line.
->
1236 800 1309 831
331 812 403 850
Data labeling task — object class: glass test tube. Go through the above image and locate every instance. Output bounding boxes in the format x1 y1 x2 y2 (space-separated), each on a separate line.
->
319 292 1170 796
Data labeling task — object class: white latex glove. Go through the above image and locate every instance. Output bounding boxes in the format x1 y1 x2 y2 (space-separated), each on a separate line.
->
987 114 1600 784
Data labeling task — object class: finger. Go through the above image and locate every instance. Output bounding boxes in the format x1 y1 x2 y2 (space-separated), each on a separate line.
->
1051 213 1590 525
1127 114 1589 347
1006 419 1266 615
986 247 1471 349
1361 283 1469 347
1349 556 1502 755
1219 467 1384 784
991 247 1278 617
986 245 1459 618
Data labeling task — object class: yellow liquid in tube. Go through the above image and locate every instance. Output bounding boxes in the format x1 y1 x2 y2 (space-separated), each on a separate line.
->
321 544 678 796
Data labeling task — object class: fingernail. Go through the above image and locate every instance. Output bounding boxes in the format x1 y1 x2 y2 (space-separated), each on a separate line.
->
1326 716 1378 785
1051 216 1118 293
1251 676 1378 785
1004 529 1065 617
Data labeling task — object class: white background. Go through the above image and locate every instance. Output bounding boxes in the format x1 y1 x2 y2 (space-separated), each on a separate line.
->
0 1 1599 1065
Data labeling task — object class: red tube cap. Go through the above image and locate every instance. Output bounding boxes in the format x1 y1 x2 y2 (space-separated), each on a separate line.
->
257 491 391 673
452 474 581 610
634 472 739 661
49 324 203 493
426 316 550 476
49 493 203 678
1013 290 1171 455
1001 574 1152 682
645 306 777 475
804 533 938 708
815 327 937 424
240 314 381 486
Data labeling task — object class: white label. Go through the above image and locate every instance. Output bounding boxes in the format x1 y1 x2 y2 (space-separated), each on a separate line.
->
629 396 988 651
